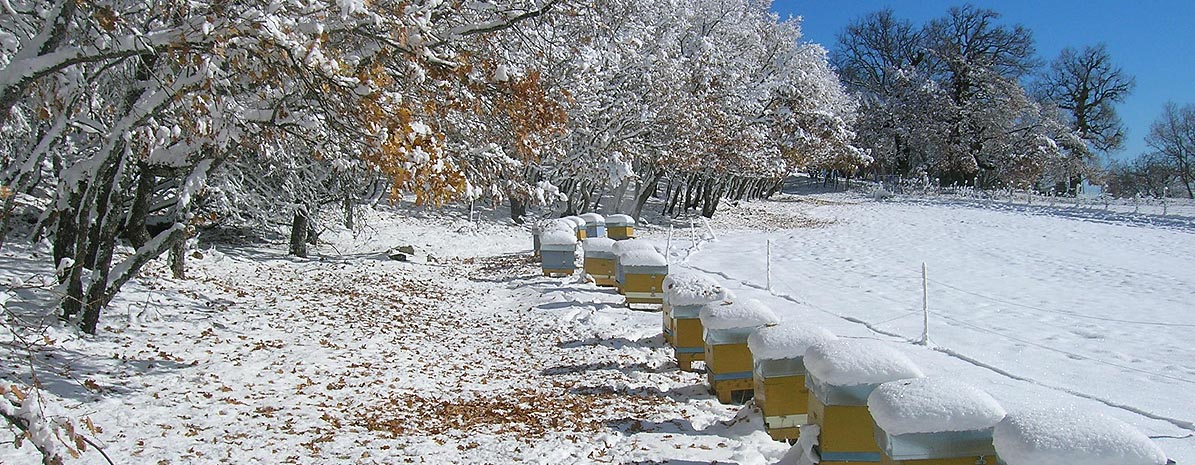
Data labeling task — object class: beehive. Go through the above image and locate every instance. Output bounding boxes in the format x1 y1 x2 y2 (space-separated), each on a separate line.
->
562 216 587 241
606 214 636 240
582 237 617 286
805 339 924 463
993 407 1170 465
748 323 837 441
868 378 1005 465
661 271 727 353
539 226 578 277
611 240 657 295
580 212 606 238
700 299 778 403
620 249 667 306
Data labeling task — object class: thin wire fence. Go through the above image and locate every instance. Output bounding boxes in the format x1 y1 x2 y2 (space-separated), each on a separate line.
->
699 229 1195 389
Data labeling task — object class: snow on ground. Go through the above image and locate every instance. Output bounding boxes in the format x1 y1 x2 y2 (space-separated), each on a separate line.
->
3 188 1193 464
676 189 1195 463
1 206 785 464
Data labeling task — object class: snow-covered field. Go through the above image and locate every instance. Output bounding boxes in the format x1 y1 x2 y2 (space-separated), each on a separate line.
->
680 192 1195 463
3 190 1193 464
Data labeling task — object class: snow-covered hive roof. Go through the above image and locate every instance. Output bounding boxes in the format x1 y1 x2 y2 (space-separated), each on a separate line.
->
867 377 1006 435
804 339 924 387
747 323 838 361
663 271 727 307
540 229 577 246
607 214 635 226
611 239 657 255
579 213 605 225
538 219 573 233
699 299 779 330
620 249 667 267
993 407 1168 465
562 216 586 229
583 237 616 253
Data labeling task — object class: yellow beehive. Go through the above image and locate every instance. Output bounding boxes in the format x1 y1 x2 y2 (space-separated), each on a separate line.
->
582 238 617 287
663 272 729 371
672 316 705 371
879 454 998 465
585 257 616 286
700 299 778 404
869 378 1005 465
755 372 804 441
611 240 657 295
805 339 924 463
991 408 1169 465
562 216 587 241
623 270 666 305
606 214 636 240
619 249 667 306
809 393 883 460
748 323 838 442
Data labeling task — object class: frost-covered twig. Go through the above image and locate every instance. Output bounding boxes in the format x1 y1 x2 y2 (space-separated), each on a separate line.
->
0 381 111 465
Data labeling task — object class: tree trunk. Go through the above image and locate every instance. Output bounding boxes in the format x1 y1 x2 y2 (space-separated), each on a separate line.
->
630 170 663 222
343 195 354 230
124 166 155 249
609 177 630 213
0 192 15 251
169 234 186 279
766 177 784 198
701 177 724 218
580 185 592 214
733 177 749 201
509 196 527 224
666 177 684 216
562 180 579 216
77 155 131 334
290 205 309 258
684 173 701 211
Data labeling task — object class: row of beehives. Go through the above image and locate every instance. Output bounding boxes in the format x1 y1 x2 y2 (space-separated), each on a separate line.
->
533 214 672 307
527 217 1170 465
659 271 1172 465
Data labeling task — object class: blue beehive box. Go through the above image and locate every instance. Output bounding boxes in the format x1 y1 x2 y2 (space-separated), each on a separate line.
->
580 212 606 238
540 227 578 276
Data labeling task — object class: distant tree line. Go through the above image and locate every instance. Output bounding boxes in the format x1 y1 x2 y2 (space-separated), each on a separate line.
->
831 4 1194 198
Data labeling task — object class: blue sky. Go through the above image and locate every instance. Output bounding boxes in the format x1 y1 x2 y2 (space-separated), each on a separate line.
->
770 0 1195 164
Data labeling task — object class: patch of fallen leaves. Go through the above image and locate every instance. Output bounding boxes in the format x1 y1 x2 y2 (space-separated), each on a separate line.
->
706 202 834 231
355 386 668 440
454 253 539 275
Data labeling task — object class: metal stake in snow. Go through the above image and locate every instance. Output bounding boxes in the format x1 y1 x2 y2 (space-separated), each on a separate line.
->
666 226 674 263
920 262 929 346
1163 187 1169 216
703 217 718 241
766 239 772 292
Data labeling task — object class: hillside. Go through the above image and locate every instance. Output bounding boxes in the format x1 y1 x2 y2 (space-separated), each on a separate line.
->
3 190 1193 464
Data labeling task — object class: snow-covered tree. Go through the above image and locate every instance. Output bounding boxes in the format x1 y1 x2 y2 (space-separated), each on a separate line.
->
1145 102 1195 198
833 5 1081 188
1036 44 1135 192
